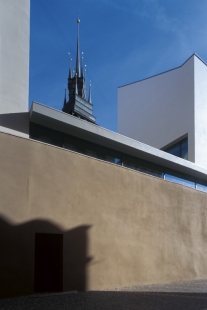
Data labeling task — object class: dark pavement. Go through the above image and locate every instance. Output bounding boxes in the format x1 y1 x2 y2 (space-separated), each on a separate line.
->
1 279 207 310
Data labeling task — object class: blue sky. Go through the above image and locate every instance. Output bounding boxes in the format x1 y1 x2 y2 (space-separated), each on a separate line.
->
29 0 207 132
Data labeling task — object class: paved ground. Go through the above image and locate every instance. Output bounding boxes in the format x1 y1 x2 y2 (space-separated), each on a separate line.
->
1 279 207 310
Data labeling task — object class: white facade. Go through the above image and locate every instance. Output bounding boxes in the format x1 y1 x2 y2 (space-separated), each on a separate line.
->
118 54 207 169
0 0 30 137
194 56 207 169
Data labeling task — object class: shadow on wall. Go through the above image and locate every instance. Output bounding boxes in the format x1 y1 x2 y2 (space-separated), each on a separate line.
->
0 112 29 134
0 216 92 298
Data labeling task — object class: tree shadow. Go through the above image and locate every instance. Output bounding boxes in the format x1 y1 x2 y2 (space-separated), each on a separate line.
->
0 216 92 298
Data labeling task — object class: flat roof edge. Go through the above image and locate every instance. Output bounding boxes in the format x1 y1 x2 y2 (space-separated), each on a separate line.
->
118 53 207 89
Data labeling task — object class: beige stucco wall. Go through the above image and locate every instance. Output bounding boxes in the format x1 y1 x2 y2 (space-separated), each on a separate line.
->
1 131 207 297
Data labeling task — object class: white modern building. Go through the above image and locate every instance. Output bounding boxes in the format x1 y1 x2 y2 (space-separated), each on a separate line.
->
118 54 207 170
0 0 30 137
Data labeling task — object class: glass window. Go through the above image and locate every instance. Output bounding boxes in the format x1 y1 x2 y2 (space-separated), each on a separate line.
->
105 154 121 165
122 155 163 178
122 158 138 170
38 135 51 144
181 139 188 159
105 155 114 163
196 179 207 193
165 138 188 160
114 158 122 165
51 136 63 147
86 149 97 158
165 169 195 189
139 166 163 178
64 142 77 152
166 144 180 157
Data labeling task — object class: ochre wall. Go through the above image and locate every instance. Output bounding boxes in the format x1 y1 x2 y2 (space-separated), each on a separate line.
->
1 132 207 297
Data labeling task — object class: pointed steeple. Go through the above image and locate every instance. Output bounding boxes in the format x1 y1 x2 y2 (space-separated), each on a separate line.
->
88 82 92 104
62 17 96 124
76 17 81 77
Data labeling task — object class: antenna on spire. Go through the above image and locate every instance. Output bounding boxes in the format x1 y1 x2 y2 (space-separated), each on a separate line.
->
76 15 81 77
88 81 92 104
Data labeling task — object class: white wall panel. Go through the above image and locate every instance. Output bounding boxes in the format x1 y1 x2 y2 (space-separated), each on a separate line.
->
118 56 195 164
0 0 30 137
194 57 207 169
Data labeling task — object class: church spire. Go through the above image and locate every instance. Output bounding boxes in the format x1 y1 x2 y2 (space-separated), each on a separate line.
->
63 88 66 107
62 17 96 124
76 17 81 77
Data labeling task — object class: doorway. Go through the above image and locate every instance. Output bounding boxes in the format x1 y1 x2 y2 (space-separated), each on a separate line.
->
34 233 63 293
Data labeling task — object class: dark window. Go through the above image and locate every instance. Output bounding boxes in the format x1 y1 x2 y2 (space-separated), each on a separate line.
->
196 179 207 192
181 139 188 159
165 169 195 189
30 122 122 165
165 138 188 160
122 155 163 179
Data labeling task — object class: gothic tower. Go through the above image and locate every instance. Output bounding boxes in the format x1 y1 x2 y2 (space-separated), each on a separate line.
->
62 18 96 124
